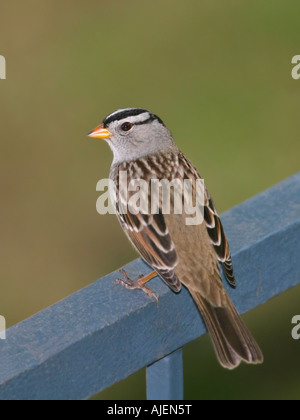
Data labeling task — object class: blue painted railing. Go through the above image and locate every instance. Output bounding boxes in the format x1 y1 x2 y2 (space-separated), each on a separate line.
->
0 173 299 400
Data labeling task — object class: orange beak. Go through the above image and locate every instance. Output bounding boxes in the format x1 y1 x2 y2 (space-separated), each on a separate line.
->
88 123 111 139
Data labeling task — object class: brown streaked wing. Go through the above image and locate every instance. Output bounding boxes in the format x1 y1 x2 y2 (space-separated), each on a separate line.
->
203 193 236 287
118 210 182 292
115 156 182 292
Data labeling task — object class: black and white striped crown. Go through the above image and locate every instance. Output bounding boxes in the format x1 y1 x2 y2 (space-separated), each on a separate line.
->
103 108 165 127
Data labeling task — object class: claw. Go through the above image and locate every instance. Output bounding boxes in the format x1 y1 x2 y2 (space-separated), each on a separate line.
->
115 269 159 305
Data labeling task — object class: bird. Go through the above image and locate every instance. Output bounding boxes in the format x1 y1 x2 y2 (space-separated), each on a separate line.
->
88 107 263 369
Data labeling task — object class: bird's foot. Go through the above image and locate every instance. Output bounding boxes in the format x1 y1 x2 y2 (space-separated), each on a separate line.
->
115 269 159 304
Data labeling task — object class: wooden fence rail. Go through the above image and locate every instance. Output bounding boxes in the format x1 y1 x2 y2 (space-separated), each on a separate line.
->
0 173 299 400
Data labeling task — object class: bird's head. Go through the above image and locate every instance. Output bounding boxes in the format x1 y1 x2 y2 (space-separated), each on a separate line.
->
88 108 175 164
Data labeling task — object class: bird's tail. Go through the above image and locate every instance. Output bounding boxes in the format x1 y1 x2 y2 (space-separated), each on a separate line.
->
190 290 263 369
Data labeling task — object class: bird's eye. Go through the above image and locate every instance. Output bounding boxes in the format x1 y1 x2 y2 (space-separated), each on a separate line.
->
121 122 132 132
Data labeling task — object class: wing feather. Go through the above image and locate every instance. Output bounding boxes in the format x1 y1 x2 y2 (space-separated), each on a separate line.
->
112 158 182 292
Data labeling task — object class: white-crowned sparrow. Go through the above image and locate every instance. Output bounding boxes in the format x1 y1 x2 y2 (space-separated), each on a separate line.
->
88 108 263 369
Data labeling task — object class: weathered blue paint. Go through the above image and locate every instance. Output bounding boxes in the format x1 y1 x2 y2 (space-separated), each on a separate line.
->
147 348 183 400
0 173 299 400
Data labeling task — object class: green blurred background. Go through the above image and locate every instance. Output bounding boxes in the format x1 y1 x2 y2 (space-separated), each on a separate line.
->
1 0 300 400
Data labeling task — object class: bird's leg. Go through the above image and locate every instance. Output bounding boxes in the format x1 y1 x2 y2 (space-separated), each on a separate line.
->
115 269 159 304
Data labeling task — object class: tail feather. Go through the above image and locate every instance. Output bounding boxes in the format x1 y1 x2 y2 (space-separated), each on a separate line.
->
190 290 263 369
